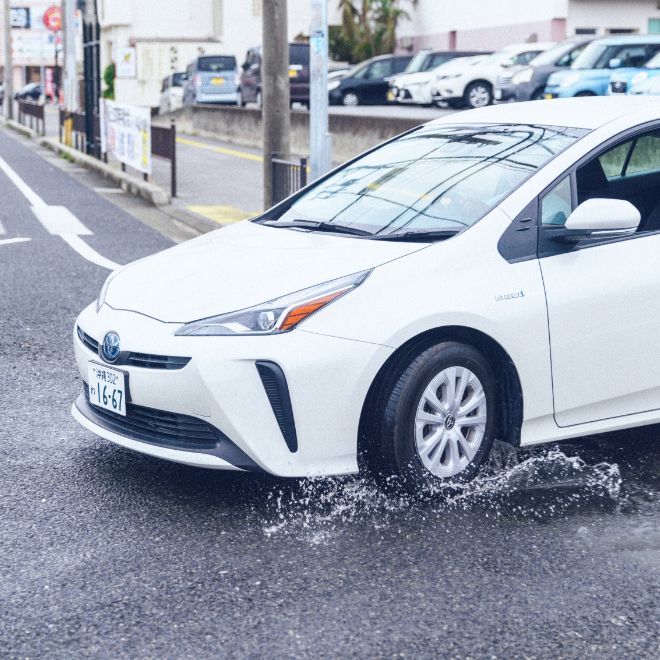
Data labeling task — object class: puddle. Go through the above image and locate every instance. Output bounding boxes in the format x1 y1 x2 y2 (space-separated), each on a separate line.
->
263 442 624 542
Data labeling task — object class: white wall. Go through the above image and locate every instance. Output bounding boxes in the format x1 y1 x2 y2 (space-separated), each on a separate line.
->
567 0 660 35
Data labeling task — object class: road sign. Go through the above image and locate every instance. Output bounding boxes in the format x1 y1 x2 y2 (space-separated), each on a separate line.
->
43 5 62 32
10 7 31 29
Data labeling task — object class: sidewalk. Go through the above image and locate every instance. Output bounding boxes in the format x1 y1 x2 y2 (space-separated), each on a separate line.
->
42 106 264 228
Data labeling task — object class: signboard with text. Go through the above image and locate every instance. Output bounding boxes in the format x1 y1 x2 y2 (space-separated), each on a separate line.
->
100 101 152 175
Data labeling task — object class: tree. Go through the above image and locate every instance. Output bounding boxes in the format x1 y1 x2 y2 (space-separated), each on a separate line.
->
333 0 413 63
102 63 115 100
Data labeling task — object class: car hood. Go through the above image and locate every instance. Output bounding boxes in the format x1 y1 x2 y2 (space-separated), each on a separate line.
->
104 221 425 323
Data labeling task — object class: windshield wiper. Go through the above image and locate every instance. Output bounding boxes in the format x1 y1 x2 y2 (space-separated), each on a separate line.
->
372 229 462 242
261 219 373 237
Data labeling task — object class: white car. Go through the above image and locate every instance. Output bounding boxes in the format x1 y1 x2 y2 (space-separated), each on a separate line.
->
433 42 556 108
73 97 660 493
159 72 185 114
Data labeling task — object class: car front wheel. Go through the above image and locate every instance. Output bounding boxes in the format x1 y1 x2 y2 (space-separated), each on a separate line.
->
342 90 360 106
464 81 492 109
370 342 496 492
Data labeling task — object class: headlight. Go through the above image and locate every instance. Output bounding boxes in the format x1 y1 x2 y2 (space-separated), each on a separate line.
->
175 270 371 336
632 71 649 86
511 67 533 85
96 269 120 312
328 79 341 91
559 72 581 88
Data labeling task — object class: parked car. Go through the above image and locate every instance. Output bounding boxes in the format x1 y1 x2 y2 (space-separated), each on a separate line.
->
629 74 660 95
388 50 488 105
434 42 555 108
328 53 413 106
495 38 592 102
239 43 310 108
608 51 660 95
545 35 660 98
14 82 42 102
73 96 660 493
159 72 186 114
182 55 239 106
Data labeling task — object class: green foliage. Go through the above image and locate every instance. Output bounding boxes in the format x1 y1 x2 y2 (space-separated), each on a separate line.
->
332 0 413 64
102 63 115 100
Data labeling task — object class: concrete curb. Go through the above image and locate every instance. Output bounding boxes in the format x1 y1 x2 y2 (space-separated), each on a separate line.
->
158 205 219 235
5 118 38 139
38 137 170 206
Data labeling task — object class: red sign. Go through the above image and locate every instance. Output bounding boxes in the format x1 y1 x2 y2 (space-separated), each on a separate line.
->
43 5 62 32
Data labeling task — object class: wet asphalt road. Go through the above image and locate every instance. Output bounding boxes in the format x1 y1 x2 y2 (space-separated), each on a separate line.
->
1 125 659 658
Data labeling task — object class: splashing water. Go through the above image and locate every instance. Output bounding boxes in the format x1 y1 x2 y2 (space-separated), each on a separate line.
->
263 443 622 542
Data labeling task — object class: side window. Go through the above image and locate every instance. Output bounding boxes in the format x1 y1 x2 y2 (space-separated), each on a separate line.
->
626 133 660 175
393 57 410 73
541 177 573 226
598 140 633 179
612 46 647 68
556 45 586 67
366 60 392 79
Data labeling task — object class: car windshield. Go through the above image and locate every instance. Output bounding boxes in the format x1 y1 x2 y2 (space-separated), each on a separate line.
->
644 52 660 69
271 124 587 237
529 42 580 67
404 51 430 73
197 56 236 72
171 73 185 87
289 43 309 66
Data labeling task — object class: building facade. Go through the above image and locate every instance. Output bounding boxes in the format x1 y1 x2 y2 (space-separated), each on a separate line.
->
99 0 340 108
396 0 660 52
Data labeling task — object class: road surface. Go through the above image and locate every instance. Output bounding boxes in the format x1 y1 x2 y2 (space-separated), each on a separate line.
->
1 124 659 658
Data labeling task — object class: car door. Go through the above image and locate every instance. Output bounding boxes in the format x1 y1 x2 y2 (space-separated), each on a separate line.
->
538 126 660 427
360 58 394 104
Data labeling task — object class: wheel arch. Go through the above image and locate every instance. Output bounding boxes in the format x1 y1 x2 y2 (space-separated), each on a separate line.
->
357 325 523 470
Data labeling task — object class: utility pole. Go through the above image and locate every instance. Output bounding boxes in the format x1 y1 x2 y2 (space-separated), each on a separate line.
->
63 0 79 111
309 0 331 180
2 0 13 120
82 0 100 154
262 0 291 209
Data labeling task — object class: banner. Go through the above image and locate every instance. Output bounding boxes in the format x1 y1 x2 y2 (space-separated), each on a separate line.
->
101 100 152 175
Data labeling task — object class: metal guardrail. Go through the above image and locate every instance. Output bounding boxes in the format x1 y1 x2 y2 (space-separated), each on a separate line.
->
18 101 45 136
271 154 308 205
59 110 177 198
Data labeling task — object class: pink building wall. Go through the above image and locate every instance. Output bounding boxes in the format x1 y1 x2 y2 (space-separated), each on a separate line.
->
398 19 567 52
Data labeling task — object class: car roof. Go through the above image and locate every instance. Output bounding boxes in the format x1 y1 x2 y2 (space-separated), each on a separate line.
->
591 34 660 45
428 96 660 130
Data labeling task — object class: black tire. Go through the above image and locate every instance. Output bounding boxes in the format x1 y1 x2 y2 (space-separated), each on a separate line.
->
575 91 596 97
463 81 493 109
368 342 497 493
531 87 545 101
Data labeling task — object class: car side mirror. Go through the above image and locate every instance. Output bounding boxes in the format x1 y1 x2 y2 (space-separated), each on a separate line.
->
563 198 640 239
609 57 622 69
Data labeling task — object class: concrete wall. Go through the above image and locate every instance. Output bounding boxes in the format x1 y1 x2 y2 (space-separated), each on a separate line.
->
567 0 660 35
165 106 422 164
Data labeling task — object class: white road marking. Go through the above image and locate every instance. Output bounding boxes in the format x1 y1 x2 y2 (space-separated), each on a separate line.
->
59 235 120 270
0 153 120 270
0 237 31 246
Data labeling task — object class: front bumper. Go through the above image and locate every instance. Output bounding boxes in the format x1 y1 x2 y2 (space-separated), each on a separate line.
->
72 303 393 477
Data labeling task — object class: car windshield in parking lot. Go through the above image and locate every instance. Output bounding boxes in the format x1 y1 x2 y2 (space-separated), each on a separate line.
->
197 56 236 72
273 124 587 237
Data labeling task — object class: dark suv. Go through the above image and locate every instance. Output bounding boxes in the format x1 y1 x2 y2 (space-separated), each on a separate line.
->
328 54 413 106
239 43 310 108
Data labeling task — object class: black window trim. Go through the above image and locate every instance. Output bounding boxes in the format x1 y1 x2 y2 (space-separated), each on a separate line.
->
499 119 660 262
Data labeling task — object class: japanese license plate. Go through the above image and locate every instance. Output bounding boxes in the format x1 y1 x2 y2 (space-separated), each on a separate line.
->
211 77 225 85
387 89 396 101
544 93 554 99
88 362 127 416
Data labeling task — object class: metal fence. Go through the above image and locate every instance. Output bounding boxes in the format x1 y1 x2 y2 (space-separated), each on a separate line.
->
58 110 177 198
271 155 308 205
17 101 45 136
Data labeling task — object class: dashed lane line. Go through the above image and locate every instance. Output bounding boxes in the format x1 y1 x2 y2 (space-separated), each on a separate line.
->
176 136 263 162
0 153 121 271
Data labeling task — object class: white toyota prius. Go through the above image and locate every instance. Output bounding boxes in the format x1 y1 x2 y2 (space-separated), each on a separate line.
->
73 97 660 492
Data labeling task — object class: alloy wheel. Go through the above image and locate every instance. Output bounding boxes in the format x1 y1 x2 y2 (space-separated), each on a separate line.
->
342 91 359 106
414 366 487 478
468 85 491 108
